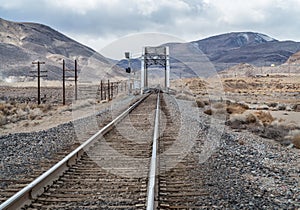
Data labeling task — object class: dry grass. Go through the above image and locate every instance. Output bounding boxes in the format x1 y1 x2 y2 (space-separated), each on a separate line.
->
212 102 226 109
286 130 300 149
292 134 300 149
226 103 248 114
254 111 275 126
204 101 248 117
228 113 258 129
0 102 55 127
195 99 206 108
204 109 212 115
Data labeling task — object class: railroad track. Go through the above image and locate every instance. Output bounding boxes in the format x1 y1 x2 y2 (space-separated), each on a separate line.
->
1 89 208 209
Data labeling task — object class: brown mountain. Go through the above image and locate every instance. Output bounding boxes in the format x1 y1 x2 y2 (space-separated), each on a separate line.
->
117 32 300 78
0 18 125 81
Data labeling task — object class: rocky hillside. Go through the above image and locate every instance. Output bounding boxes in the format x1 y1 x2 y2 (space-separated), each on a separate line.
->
117 32 300 78
0 18 125 81
192 32 300 70
219 49 300 78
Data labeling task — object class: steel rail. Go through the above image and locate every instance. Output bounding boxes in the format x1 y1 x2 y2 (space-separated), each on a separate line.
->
146 91 160 210
0 93 151 210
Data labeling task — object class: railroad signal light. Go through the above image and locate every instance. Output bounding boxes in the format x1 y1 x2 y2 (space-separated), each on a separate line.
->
125 67 131 73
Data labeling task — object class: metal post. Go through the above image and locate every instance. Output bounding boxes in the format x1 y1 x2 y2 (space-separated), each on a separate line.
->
111 82 114 99
32 61 45 105
145 62 148 88
104 84 106 100
75 60 78 100
37 61 41 105
63 60 66 105
166 46 170 90
141 48 145 94
100 80 103 100
108 80 110 101
128 60 131 95
125 52 131 95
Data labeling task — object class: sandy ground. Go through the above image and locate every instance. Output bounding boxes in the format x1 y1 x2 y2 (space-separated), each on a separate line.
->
0 100 112 135
270 111 300 125
1 75 299 135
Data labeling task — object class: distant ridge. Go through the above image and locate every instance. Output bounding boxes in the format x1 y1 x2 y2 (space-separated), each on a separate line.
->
191 32 300 70
2 17 300 80
117 32 300 78
0 18 125 81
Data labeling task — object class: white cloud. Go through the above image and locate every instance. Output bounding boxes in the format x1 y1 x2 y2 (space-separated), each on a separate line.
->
1 0 300 51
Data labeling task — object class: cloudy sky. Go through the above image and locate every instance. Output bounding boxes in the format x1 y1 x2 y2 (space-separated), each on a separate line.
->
1 0 300 55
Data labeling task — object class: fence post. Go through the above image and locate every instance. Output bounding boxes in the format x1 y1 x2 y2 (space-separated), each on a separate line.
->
75 60 78 100
108 80 110 101
111 82 114 99
100 80 103 100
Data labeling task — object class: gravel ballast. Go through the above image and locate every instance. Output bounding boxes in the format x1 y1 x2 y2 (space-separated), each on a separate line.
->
1 93 299 208
164 93 300 209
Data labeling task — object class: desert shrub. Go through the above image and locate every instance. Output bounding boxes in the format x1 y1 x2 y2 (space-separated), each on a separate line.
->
28 108 43 120
226 103 248 114
18 103 28 111
28 103 38 110
16 109 27 120
212 102 226 109
254 111 274 126
286 130 300 149
204 109 212 115
195 99 205 108
292 134 300 149
0 114 7 126
259 125 288 141
0 105 10 116
227 113 257 129
245 113 257 124
0 103 5 112
292 104 300 112
39 104 52 113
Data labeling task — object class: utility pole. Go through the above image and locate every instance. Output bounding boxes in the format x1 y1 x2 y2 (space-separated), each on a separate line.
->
75 60 78 100
31 61 46 104
62 60 78 105
100 80 103 100
63 60 66 105
107 80 110 101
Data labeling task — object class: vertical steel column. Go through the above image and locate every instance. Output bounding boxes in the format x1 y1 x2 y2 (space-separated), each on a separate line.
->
111 82 114 99
166 46 170 90
128 54 131 95
107 80 110 101
100 80 103 100
141 47 145 94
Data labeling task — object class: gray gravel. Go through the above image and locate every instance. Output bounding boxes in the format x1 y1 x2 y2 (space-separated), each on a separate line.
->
0 94 141 189
1 93 299 209
163 93 300 209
